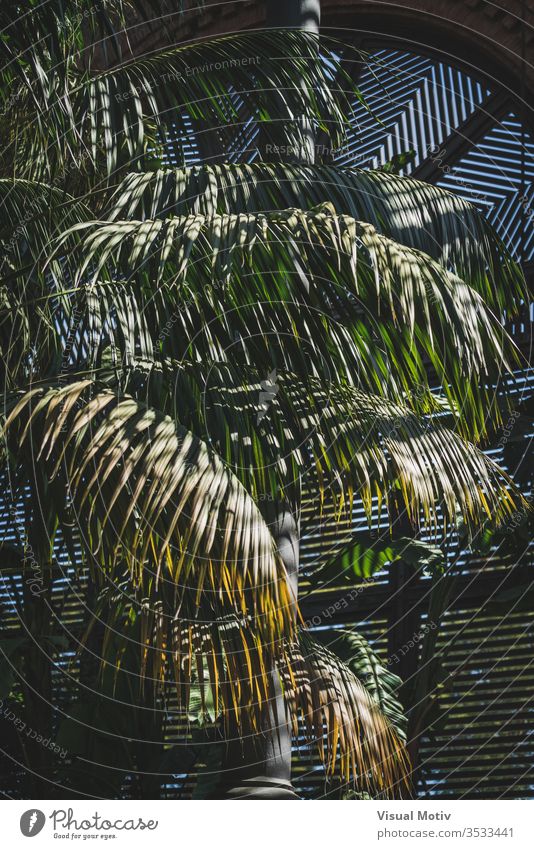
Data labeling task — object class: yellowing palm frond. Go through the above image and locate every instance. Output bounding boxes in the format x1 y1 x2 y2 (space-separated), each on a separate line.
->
281 632 411 796
3 380 296 646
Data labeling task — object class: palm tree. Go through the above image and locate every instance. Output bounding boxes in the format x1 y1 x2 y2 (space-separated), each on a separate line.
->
0 0 528 799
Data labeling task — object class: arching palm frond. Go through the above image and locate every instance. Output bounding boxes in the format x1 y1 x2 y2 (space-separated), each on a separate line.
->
0 0 175 179
306 533 445 584
0 179 91 266
0 179 94 389
6 31 356 183
106 163 527 314
112 358 521 532
0 0 170 70
53 204 520 438
281 631 411 796
312 629 408 744
2 379 296 649
103 598 284 738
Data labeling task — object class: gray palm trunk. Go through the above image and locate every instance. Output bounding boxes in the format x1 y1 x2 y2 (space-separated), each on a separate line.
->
215 0 321 800
216 504 300 799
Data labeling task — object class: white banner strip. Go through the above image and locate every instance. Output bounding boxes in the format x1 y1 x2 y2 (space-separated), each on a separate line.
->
2 799 533 848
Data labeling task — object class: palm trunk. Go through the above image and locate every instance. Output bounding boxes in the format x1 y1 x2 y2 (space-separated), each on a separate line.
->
265 0 321 163
216 503 300 799
215 0 321 800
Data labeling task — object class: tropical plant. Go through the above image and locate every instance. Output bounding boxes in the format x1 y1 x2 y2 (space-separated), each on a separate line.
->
0 0 528 800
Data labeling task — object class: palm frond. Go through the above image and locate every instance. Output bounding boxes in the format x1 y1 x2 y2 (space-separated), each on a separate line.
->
85 580 287 738
313 629 408 743
106 163 527 314
0 1 175 110
3 379 295 645
113 359 522 532
54 204 520 437
0 1 176 182
0 179 93 389
0 1 170 62
6 32 357 182
281 631 411 795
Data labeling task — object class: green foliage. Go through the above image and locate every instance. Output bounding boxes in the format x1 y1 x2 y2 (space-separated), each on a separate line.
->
310 534 445 583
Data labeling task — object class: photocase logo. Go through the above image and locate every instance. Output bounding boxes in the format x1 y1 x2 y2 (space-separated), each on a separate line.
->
20 810 46 837
256 369 279 424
